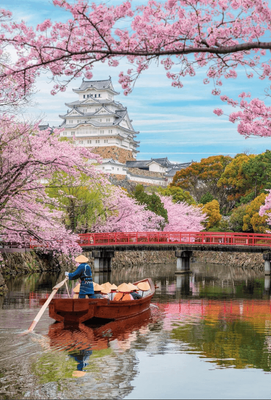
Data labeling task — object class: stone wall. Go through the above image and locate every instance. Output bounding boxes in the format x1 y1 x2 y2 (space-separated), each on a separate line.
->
110 174 127 181
92 146 135 163
194 250 264 270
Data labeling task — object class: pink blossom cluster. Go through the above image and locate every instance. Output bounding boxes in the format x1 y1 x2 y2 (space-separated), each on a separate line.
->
159 196 206 232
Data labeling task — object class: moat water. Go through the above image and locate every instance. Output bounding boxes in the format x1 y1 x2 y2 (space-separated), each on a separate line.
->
1 261 271 399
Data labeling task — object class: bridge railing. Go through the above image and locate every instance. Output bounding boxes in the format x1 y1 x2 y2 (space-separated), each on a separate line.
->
78 232 271 247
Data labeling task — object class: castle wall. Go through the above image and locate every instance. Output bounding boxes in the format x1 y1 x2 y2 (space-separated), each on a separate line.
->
92 146 136 163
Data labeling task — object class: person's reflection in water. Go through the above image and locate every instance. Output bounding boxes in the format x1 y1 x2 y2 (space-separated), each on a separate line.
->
69 349 93 371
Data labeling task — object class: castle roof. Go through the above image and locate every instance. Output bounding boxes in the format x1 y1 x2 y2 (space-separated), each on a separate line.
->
73 78 119 95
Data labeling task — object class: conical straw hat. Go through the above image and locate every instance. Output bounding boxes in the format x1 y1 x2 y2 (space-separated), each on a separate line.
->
128 283 138 291
73 283 81 293
93 283 103 291
101 282 112 291
117 283 132 293
137 281 151 291
110 284 118 290
75 255 89 263
101 287 111 294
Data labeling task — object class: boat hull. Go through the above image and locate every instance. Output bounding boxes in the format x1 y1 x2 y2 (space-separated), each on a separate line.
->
46 278 155 324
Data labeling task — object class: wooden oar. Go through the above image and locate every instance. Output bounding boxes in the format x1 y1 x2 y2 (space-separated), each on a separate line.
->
27 277 69 333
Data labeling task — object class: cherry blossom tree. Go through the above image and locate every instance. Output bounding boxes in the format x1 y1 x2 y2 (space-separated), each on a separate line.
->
92 186 165 232
0 116 103 254
160 195 206 232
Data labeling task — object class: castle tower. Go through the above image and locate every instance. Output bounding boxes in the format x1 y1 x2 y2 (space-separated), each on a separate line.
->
59 78 139 163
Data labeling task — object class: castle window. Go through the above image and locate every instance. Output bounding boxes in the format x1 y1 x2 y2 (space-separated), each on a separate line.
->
71 131 75 135
87 140 91 144
112 167 114 170
106 118 110 122
95 140 100 144
100 130 104 134
79 140 83 144
83 95 85 98
104 139 108 143
108 129 112 133
94 94 97 98
69 120 73 124
99 94 101 97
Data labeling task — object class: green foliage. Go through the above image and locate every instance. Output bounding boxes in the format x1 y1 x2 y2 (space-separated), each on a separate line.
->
229 204 247 232
236 192 255 206
200 192 214 205
46 172 105 233
133 185 168 224
242 193 268 233
208 218 232 232
171 155 233 213
218 153 255 202
242 150 271 197
157 186 196 205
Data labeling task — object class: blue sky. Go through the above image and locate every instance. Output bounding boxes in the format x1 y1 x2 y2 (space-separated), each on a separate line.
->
3 0 271 163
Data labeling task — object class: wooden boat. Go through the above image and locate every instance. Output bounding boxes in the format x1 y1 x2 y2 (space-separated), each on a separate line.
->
41 278 155 324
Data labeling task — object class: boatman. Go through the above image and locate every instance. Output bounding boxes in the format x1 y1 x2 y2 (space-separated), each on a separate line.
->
65 255 96 299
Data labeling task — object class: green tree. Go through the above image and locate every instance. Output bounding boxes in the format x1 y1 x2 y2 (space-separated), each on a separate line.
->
157 186 196 205
229 204 247 232
46 172 105 233
171 155 232 212
200 192 214 205
218 154 255 202
242 150 271 199
243 193 269 233
133 185 168 224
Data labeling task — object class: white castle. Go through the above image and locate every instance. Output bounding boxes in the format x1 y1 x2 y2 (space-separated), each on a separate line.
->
59 77 139 163
58 78 191 186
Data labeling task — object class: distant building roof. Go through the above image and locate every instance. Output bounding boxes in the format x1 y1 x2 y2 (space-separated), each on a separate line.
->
102 159 126 167
149 157 172 168
165 162 191 177
126 160 150 169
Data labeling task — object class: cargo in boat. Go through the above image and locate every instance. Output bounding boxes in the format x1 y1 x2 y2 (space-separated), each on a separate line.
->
41 278 155 324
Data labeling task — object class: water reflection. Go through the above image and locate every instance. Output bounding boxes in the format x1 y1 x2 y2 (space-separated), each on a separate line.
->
163 298 271 370
2 262 271 399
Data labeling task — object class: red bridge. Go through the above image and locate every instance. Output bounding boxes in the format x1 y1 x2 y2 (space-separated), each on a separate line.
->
78 231 271 275
78 231 271 249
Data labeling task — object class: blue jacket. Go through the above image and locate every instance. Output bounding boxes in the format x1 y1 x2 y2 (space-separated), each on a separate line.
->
68 263 94 295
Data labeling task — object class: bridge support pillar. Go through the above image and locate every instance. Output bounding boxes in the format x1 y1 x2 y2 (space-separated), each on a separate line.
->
263 253 271 275
175 250 193 274
91 250 115 273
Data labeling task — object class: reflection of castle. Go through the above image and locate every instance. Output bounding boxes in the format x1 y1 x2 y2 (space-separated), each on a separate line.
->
58 78 191 187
